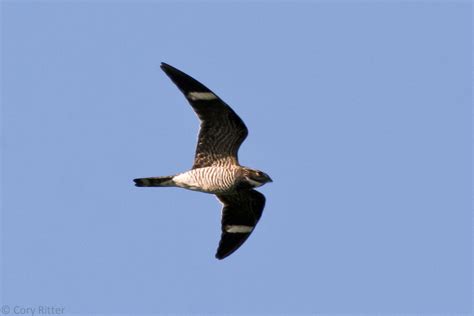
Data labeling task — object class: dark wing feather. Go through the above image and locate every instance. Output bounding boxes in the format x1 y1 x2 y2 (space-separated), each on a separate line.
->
160 63 248 169
215 190 266 260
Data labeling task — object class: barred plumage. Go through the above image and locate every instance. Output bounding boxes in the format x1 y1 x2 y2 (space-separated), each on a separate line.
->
134 63 272 260
172 167 239 193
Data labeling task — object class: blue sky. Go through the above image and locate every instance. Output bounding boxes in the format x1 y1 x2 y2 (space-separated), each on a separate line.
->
1 1 472 315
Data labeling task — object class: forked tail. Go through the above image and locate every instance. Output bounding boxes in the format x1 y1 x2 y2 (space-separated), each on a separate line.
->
134 176 174 187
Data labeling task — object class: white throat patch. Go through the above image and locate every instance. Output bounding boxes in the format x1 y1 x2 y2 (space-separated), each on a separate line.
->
247 178 263 187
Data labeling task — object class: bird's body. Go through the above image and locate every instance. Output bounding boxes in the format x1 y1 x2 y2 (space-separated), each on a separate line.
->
173 166 244 194
134 63 272 260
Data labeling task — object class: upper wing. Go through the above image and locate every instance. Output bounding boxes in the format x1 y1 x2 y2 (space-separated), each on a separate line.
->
215 190 266 260
160 63 248 169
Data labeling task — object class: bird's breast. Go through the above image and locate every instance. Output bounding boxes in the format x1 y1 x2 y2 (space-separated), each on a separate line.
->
173 167 239 194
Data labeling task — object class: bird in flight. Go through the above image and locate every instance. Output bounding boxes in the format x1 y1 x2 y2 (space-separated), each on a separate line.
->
134 63 272 260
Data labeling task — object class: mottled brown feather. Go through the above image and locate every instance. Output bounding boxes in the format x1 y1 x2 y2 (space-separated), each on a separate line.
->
160 63 248 169
215 190 266 259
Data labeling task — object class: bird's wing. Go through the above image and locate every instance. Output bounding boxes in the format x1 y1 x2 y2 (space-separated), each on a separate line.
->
160 63 248 169
215 190 266 259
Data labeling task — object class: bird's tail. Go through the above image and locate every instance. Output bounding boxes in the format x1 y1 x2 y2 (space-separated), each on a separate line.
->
134 176 175 187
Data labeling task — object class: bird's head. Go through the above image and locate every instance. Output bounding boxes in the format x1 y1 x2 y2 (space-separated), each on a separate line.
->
242 168 273 188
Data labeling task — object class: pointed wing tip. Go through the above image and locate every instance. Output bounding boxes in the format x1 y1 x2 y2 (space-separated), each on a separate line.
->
215 250 234 260
161 62 184 77
160 62 173 72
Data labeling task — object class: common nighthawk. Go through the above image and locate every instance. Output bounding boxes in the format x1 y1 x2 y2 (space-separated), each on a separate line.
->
134 63 272 260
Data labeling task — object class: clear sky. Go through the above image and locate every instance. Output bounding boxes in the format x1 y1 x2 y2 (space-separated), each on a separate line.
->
1 1 472 315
